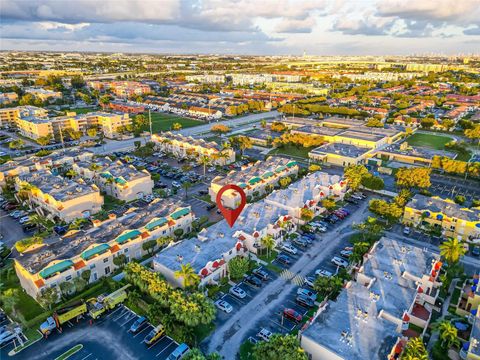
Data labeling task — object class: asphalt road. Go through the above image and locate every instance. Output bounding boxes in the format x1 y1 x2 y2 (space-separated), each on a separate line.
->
0 210 29 248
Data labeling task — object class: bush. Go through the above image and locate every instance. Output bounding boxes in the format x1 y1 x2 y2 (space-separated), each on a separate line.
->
454 195 466 205
15 236 43 253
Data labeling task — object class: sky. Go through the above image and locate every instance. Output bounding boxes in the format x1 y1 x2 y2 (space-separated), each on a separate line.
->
1 0 479 56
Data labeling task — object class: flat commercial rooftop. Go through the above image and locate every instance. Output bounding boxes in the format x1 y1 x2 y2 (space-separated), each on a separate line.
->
310 143 372 158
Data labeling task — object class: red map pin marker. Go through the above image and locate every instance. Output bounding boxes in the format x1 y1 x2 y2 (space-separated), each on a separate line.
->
216 184 247 228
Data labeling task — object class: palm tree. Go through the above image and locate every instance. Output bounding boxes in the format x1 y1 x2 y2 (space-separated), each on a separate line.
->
439 238 466 264
17 183 35 201
313 275 343 298
402 337 428 360
174 263 200 288
182 181 192 199
260 234 275 258
65 169 78 179
105 176 115 195
434 320 460 348
198 155 211 176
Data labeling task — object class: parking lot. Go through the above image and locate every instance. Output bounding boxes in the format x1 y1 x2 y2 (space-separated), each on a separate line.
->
0 313 27 357
10 305 178 360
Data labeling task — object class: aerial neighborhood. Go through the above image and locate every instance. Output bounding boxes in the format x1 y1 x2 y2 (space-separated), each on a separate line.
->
0 50 479 360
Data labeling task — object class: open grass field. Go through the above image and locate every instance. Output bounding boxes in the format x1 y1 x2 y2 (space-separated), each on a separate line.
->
268 144 315 159
406 133 453 150
142 113 204 133
70 107 99 114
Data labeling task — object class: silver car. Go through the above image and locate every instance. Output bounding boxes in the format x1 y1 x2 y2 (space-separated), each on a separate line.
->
229 286 247 299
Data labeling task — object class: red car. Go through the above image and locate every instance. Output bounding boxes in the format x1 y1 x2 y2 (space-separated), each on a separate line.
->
283 308 302 322
333 211 346 219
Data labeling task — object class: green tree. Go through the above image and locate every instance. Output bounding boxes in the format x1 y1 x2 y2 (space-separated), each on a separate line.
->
465 125 480 146
172 122 182 131
99 95 111 108
395 167 431 189
252 334 307 360
420 118 435 129
300 207 314 221
156 236 174 247
81 269 91 283
182 181 192 199
174 263 200 288
260 234 275 258
198 155 211 176
73 277 87 293
59 281 75 296
344 165 369 190
86 128 98 138
313 275 343 298
36 135 52 146
113 254 127 268
439 238 466 264
434 320 460 349
134 114 147 130
9 139 24 150
228 256 250 280
353 217 385 243
142 239 157 255
279 176 292 188
174 228 184 239
308 164 321 172
65 169 78 179
401 337 428 360
36 287 59 309
321 198 336 211
361 174 384 190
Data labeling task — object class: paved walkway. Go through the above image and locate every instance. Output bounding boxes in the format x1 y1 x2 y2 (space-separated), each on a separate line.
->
204 200 371 357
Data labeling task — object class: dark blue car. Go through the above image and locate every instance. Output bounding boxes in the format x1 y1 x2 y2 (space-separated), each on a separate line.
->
129 316 148 333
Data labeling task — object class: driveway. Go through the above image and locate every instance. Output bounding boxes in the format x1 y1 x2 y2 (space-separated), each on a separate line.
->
0 210 29 248
204 199 371 357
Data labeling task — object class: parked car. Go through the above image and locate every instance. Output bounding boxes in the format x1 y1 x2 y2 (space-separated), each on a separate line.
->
229 286 247 299
345 197 358 204
248 336 258 345
302 233 315 240
315 269 333 278
214 300 233 313
54 225 67 235
19 216 30 224
129 316 148 334
144 325 165 346
257 328 273 342
331 256 349 268
172 181 181 188
281 243 298 255
472 246 480 257
296 294 315 308
206 203 216 211
303 276 315 288
167 343 190 360
252 267 269 281
276 254 292 265
297 288 317 301
0 328 21 346
301 236 313 245
292 237 308 247
403 227 411 235
244 275 262 288
340 250 353 258
283 308 302 322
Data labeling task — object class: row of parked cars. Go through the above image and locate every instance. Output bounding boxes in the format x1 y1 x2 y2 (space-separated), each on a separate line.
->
0 198 38 233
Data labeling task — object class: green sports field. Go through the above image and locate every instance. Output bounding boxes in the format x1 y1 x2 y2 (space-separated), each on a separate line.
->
142 113 204 133
406 133 453 150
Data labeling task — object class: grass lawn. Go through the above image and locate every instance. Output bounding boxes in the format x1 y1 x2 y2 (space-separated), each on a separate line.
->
142 113 203 133
451 288 461 306
71 107 99 114
239 341 255 360
406 133 453 150
55 344 83 360
101 194 125 211
268 144 315 159
257 250 279 263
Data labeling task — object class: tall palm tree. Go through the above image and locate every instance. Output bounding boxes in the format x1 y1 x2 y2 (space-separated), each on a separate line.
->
260 234 275 258
402 337 428 360
182 181 192 199
439 238 466 264
198 155 210 176
65 169 78 179
174 263 200 288
104 176 115 194
434 320 460 348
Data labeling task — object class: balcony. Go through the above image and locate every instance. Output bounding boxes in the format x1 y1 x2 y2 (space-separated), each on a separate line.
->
411 303 430 321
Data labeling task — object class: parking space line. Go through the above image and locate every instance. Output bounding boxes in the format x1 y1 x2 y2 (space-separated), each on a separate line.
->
105 306 124 318
121 315 137 327
80 353 93 360
133 325 151 338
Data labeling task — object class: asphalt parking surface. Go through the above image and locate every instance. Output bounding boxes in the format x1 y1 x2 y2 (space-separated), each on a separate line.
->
10 306 178 360
0 314 27 357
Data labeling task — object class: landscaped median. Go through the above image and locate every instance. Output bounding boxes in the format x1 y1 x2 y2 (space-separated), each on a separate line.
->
54 344 83 360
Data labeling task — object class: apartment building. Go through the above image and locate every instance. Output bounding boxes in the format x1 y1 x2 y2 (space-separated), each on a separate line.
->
265 172 347 221
16 116 53 140
73 158 153 202
300 237 442 360
0 149 93 189
209 157 299 208
86 112 132 138
25 87 62 102
0 92 18 105
0 106 48 128
403 194 480 242
109 101 145 114
185 74 225 84
153 199 294 288
14 200 194 299
15 170 103 222
87 81 151 98
152 132 235 165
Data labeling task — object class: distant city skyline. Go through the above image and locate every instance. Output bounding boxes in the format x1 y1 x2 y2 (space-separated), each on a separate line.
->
1 0 479 55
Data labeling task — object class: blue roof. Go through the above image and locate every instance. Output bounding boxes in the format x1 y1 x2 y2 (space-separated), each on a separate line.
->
145 217 168 231
115 230 142 244
170 208 190 220
39 260 74 279
81 244 110 261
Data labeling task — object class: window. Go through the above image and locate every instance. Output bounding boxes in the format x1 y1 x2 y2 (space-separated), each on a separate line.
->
65 275 72 281
229 250 233 255
124 248 129 253
93 273 98 281
90 264 96 269
105 267 110 275
103 258 109 263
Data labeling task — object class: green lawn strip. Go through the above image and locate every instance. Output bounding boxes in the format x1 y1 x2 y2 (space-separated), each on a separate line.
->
143 113 204 133
450 288 461 306
268 145 315 159
257 250 279 263
54 344 83 360
265 263 283 273
9 327 43 355
101 194 125 211
406 133 453 150
71 107 100 114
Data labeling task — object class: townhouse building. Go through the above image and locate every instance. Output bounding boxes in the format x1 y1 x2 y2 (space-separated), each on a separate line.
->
15 170 103 222
0 106 48 128
300 237 442 360
14 200 194 299
209 157 299 208
152 132 235 165
73 158 154 202
25 87 62 102
403 194 480 242
109 101 145 114
457 275 480 360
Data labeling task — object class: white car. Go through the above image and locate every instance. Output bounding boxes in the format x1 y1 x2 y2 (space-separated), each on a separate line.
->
19 216 30 224
331 256 349 268
303 276 315 288
172 181 181 188
214 300 233 313
315 269 333 278
403 227 411 235
281 243 298 255
257 328 273 342
340 250 353 258
229 286 247 299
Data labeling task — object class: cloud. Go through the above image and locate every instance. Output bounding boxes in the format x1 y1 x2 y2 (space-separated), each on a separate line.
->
332 15 397 36
274 17 317 33
463 26 480 35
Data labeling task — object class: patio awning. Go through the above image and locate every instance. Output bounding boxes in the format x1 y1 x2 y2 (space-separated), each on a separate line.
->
39 260 74 279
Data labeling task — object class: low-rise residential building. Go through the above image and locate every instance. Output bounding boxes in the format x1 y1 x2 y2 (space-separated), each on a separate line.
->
457 275 480 360
309 143 375 167
403 194 480 242
0 106 48 128
16 116 53 140
109 101 145 114
15 170 103 222
25 87 62 102
209 158 299 208
73 158 153 202
188 106 222 120
461 306 480 360
14 200 193 299
0 92 18 105
300 237 442 360
185 74 225 84
152 132 235 165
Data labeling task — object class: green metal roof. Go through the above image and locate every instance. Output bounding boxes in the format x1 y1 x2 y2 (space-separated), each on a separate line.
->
81 244 111 261
248 177 262 185
145 217 168 231
237 183 247 189
115 230 142 244
170 208 190 220
275 166 286 173
100 172 113 179
286 161 297 167
262 171 274 179
115 177 127 185
39 260 74 279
